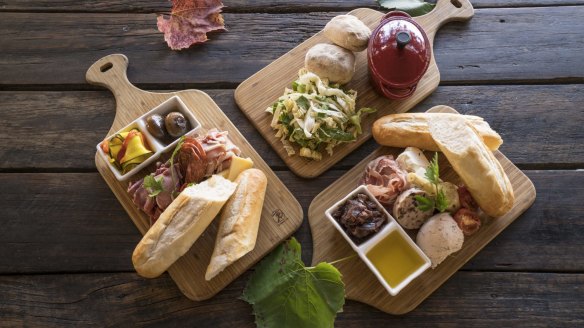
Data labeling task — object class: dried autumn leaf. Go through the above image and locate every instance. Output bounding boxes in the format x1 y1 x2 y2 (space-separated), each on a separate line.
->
157 0 226 50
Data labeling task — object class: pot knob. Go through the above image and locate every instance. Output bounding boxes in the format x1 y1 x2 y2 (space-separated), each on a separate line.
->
396 31 411 49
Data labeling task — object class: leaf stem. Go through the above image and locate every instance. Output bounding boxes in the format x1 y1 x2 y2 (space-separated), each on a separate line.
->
306 254 358 269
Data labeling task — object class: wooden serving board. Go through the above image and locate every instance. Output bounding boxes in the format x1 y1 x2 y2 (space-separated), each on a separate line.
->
87 54 303 301
234 0 474 178
308 106 537 314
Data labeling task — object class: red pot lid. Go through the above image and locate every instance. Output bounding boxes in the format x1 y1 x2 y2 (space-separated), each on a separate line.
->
368 11 431 88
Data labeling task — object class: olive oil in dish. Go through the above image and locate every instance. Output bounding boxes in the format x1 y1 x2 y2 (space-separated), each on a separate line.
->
366 230 427 289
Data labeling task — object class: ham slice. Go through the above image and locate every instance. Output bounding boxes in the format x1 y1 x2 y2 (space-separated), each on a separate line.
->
360 155 409 209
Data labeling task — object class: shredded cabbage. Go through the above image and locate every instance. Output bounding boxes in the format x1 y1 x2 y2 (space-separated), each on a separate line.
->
266 69 375 160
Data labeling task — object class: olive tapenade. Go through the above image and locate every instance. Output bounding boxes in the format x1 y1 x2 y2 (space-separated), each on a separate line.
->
332 192 388 244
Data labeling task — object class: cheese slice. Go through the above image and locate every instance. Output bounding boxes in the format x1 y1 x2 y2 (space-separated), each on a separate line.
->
218 169 229 179
227 156 254 181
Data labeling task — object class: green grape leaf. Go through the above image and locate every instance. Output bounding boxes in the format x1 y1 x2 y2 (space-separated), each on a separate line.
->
377 0 436 17
242 238 345 328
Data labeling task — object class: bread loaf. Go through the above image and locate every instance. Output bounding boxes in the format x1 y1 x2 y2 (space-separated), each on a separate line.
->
205 169 267 280
132 175 237 278
372 112 503 151
428 115 514 217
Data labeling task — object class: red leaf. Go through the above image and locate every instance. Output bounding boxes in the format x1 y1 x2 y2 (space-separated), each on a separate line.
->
157 0 226 50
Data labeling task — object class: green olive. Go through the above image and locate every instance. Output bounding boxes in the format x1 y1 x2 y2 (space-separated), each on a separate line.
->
146 114 167 139
165 112 190 138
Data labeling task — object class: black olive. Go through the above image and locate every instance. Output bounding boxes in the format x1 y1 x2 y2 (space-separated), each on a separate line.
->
146 114 167 139
165 112 190 138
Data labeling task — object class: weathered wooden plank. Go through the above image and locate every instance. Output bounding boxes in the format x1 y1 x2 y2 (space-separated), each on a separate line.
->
0 7 583 86
0 271 581 326
0 170 582 274
1 0 583 13
1 85 582 170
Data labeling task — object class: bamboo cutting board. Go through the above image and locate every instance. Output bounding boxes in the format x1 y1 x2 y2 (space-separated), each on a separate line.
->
87 54 303 301
308 106 537 314
235 0 474 178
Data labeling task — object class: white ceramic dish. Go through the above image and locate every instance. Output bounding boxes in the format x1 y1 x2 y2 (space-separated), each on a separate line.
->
96 96 201 181
325 185 431 296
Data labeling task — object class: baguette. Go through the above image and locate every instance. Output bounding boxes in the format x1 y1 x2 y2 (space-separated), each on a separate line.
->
132 175 237 278
205 169 268 281
428 115 514 217
372 112 503 151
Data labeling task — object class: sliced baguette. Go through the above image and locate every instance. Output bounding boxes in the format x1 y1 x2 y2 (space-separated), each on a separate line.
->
132 175 237 278
372 112 503 151
205 169 267 281
428 115 514 217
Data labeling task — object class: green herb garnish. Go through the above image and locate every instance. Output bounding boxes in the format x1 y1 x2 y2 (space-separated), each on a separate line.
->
167 135 186 186
415 195 435 212
417 152 449 212
242 237 345 328
143 175 164 198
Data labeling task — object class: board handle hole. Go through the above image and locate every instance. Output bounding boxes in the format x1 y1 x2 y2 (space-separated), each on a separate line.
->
450 0 462 8
100 62 113 73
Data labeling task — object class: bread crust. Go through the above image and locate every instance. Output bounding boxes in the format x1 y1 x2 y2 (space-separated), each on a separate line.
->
132 175 237 278
372 112 503 151
205 169 268 281
428 116 514 217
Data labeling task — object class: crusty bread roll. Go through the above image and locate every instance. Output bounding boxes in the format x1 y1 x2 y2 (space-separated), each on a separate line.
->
132 175 237 278
428 115 514 217
205 169 267 281
372 113 503 151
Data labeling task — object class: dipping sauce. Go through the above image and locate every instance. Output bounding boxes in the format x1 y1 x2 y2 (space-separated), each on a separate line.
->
366 229 426 288
332 193 388 245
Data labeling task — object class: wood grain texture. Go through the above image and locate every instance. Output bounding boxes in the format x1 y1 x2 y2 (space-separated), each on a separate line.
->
0 271 582 327
308 106 536 314
87 54 303 301
2 84 583 171
1 0 583 12
1 7 584 86
0 170 581 274
235 4 475 178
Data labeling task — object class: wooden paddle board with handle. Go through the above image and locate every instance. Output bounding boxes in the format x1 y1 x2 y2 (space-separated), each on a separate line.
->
87 54 303 301
235 0 474 178
308 106 537 314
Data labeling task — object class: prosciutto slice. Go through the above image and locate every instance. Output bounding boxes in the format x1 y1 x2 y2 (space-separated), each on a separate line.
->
128 162 182 225
360 155 409 209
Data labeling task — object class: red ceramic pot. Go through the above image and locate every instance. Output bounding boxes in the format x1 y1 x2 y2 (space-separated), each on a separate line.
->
367 11 431 100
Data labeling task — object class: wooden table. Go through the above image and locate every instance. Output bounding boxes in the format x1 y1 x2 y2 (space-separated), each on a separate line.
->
1 1 583 326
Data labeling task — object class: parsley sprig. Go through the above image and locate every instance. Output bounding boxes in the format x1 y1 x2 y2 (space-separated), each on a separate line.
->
143 175 164 198
415 152 449 213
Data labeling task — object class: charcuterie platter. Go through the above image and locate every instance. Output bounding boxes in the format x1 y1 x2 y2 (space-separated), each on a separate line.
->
308 105 536 314
235 0 474 178
88 54 303 301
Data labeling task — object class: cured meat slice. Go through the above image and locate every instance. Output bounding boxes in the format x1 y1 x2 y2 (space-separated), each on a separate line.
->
360 155 409 209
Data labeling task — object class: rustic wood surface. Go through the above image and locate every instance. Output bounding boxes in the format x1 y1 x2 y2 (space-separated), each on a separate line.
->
0 0 583 326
